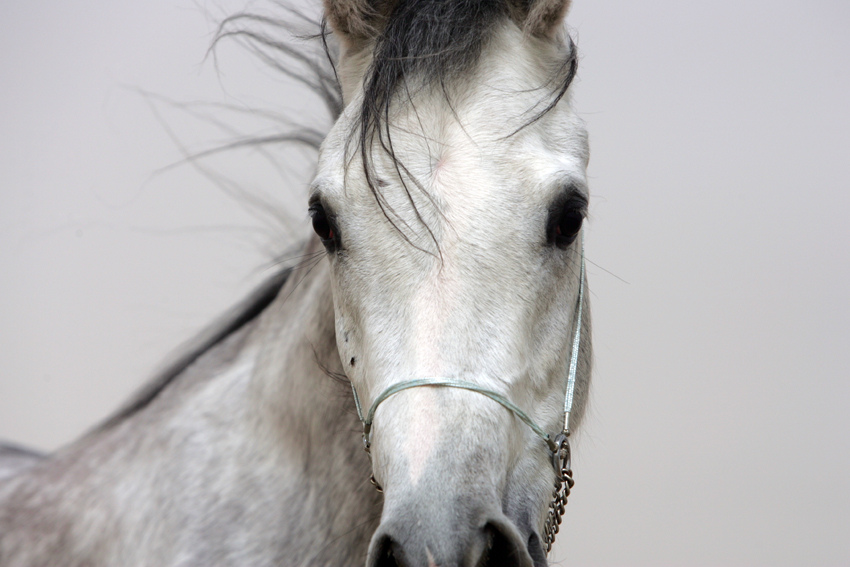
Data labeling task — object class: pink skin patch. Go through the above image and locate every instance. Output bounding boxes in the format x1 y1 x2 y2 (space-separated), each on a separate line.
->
432 153 449 186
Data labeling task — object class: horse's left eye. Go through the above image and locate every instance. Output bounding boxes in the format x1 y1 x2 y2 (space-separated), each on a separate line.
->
548 202 584 249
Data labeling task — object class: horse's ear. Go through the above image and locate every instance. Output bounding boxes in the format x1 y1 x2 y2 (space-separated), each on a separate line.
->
507 0 572 37
323 0 398 47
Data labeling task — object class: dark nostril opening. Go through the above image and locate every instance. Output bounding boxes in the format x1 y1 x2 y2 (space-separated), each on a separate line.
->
477 522 529 567
368 519 534 567
372 535 402 567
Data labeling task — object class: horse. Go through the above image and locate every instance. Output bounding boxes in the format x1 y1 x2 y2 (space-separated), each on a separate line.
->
0 0 591 565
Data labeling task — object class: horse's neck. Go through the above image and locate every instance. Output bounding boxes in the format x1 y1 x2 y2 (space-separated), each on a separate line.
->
235 242 383 561
0 241 381 566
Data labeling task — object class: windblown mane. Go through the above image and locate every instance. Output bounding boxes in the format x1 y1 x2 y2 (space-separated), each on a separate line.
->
98 7 342 430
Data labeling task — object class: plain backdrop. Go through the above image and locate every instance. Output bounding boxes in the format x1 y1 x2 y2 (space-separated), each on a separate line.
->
1 1 848 565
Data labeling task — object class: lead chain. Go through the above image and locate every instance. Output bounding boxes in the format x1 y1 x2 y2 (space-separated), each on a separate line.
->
542 434 575 553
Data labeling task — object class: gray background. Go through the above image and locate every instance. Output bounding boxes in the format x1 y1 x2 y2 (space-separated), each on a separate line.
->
1 1 848 565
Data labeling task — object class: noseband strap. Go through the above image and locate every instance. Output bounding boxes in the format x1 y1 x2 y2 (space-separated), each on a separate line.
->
352 378 558 453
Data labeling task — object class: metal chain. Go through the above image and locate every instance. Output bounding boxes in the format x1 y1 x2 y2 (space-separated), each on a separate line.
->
542 432 575 553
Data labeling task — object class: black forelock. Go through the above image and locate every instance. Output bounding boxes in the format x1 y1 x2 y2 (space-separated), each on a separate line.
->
362 0 508 132
353 0 577 251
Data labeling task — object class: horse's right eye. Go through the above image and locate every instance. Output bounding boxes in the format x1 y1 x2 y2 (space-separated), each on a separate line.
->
553 208 583 248
309 203 339 250
546 190 587 250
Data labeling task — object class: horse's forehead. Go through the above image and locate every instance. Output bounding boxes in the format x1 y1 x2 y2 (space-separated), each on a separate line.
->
321 92 585 197
318 25 588 207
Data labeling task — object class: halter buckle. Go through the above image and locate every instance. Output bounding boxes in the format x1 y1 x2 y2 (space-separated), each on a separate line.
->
550 431 571 478
362 423 372 453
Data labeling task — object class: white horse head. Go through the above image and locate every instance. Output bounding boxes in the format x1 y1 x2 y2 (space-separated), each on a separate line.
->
313 0 591 564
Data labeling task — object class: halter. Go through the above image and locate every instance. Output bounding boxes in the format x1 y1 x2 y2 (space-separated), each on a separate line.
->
348 232 586 554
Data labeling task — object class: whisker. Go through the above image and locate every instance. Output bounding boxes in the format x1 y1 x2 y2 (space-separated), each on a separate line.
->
587 257 630 285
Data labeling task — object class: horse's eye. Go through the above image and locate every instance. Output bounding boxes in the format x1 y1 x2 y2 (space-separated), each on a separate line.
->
309 203 339 249
549 204 584 249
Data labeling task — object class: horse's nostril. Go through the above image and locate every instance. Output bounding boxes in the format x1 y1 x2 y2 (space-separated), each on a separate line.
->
477 522 531 567
371 535 402 567
526 531 549 567
367 518 534 567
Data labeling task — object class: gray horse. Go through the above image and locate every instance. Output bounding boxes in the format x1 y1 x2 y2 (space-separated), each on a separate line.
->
0 0 592 565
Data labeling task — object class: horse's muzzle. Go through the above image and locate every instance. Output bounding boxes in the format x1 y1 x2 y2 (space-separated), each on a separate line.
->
366 512 541 567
